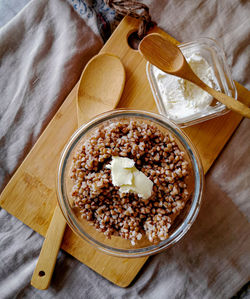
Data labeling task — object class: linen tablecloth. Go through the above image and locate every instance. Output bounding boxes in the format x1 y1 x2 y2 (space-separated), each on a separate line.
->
0 0 249 298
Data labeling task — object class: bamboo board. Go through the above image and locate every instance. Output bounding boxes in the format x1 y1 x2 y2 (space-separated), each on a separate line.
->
0 16 249 287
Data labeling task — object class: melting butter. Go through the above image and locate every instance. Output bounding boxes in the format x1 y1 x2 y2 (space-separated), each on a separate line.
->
106 156 153 200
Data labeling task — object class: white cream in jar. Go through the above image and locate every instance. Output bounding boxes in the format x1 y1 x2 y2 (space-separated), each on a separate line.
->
152 53 219 120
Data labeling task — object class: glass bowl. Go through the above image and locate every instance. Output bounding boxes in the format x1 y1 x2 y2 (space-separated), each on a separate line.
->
57 109 204 257
146 37 237 127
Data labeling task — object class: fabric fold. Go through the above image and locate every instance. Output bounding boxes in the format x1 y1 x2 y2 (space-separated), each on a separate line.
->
0 0 249 298
0 0 103 191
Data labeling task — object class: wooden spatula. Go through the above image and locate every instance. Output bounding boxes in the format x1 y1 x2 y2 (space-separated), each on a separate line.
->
31 53 125 290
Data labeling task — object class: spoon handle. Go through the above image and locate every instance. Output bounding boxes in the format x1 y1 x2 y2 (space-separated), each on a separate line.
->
183 69 250 118
31 205 67 290
203 85 250 118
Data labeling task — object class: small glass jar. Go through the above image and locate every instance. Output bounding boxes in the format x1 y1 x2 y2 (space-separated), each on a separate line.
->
146 37 237 127
57 109 204 257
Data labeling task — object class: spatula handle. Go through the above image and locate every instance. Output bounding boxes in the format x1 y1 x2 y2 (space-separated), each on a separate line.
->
31 205 67 290
234 81 250 107
205 86 250 118
184 69 250 118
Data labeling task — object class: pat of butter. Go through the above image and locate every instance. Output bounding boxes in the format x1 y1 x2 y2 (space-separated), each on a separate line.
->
107 156 153 200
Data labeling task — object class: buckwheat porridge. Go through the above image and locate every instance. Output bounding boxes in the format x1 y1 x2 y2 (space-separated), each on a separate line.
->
70 119 193 245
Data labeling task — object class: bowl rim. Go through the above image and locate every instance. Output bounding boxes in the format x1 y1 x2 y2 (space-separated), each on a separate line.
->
57 109 204 257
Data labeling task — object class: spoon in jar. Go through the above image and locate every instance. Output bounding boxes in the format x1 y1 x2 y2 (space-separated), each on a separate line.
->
139 33 250 118
31 53 125 290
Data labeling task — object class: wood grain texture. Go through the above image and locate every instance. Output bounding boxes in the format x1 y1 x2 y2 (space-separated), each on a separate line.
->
77 53 126 125
0 16 249 287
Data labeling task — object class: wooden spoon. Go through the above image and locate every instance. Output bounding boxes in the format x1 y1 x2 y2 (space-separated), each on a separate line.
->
31 53 125 290
139 33 250 118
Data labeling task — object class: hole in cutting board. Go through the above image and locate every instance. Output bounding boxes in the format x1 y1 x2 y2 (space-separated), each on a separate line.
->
127 31 141 50
39 270 45 277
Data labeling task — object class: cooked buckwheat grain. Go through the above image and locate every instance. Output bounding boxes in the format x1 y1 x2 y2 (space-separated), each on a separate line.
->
70 120 192 245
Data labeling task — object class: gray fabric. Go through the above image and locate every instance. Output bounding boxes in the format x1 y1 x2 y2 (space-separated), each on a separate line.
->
0 0 31 28
0 0 249 298
0 0 102 190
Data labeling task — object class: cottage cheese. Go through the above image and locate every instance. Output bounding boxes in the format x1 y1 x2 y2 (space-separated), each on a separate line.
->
152 53 219 120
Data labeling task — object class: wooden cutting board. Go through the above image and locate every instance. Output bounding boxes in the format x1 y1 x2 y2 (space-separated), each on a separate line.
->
0 16 249 287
